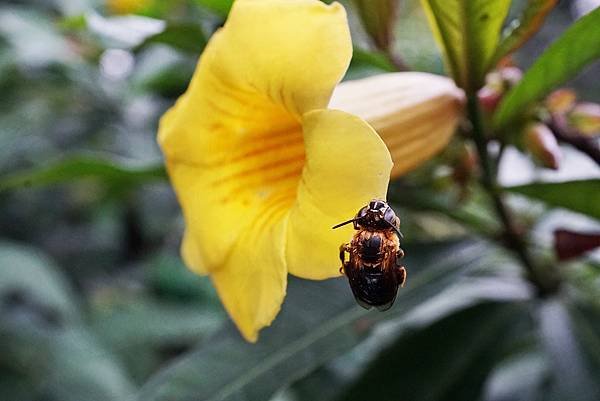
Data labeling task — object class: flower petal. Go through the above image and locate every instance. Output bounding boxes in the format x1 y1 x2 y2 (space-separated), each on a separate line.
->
181 229 208 275
211 211 288 343
159 0 353 273
159 0 352 166
286 109 393 280
165 154 300 273
330 72 464 178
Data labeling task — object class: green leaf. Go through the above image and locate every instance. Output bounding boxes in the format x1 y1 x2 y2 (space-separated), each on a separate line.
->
135 241 509 401
132 45 196 96
494 7 600 129
491 0 558 67
351 0 398 51
483 351 549 401
0 244 135 401
0 6 78 67
506 179 600 220
339 302 525 401
538 300 600 401
0 154 167 193
419 0 511 92
0 242 80 324
345 47 396 80
194 0 233 18
42 328 137 401
91 298 224 349
0 325 136 401
352 47 396 72
84 12 165 49
134 23 206 54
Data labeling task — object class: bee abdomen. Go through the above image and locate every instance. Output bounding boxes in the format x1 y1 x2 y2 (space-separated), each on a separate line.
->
347 269 399 311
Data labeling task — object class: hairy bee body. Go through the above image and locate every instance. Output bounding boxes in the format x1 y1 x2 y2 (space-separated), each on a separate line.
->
336 200 406 311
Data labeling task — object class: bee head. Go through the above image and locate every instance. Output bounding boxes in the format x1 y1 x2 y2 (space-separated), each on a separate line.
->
332 199 402 238
354 199 400 235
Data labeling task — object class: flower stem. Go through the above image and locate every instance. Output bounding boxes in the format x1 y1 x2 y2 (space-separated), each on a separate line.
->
466 95 559 295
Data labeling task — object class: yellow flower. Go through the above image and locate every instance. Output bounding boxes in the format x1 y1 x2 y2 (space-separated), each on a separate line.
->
159 0 463 342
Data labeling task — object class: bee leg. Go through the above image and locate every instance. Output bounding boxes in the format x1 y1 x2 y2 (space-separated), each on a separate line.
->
395 248 406 286
339 243 350 275
396 265 407 287
396 247 405 260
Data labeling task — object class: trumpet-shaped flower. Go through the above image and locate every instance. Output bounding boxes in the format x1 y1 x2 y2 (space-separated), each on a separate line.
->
159 0 463 342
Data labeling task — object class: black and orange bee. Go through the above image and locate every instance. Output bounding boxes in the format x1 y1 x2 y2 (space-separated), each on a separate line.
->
334 199 406 311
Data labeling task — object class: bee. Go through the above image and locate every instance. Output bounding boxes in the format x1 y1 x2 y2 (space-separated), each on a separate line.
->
333 199 406 311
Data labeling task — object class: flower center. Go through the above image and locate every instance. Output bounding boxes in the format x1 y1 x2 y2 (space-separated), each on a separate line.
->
211 125 305 207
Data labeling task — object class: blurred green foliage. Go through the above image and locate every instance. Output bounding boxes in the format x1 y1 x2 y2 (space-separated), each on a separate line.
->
1 0 599 401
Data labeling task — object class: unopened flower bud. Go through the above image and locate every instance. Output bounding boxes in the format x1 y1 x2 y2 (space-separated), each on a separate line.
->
478 85 503 113
568 102 600 136
545 88 577 114
554 229 600 261
499 66 523 87
524 123 562 170
478 67 523 113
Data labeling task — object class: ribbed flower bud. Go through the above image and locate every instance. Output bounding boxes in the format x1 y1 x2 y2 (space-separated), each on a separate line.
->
524 123 562 170
545 88 577 114
568 102 600 136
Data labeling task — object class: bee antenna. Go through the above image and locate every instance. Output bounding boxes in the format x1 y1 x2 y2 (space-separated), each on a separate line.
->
385 220 404 239
332 218 357 230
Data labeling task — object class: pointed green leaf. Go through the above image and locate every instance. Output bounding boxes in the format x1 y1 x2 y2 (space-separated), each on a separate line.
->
494 7 600 129
419 0 511 92
339 302 525 401
491 0 558 66
135 241 510 401
0 242 80 324
194 0 233 17
538 300 600 401
0 154 166 193
506 179 600 220
134 23 206 54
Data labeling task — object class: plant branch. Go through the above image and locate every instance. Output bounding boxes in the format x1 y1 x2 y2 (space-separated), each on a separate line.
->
467 95 559 295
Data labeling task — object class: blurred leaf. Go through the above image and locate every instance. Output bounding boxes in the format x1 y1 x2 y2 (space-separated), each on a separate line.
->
339 302 525 401
345 47 396 80
0 6 77 67
135 241 496 401
0 242 80 324
147 253 221 303
494 7 600 129
0 325 136 401
570 303 600 374
91 298 224 348
85 12 165 48
42 327 136 401
134 23 206 54
0 244 135 401
132 45 196 96
194 0 233 17
483 351 549 401
419 0 511 92
351 0 398 51
0 154 166 193
537 299 600 401
506 179 600 220
390 186 501 238
352 47 396 72
491 0 558 67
